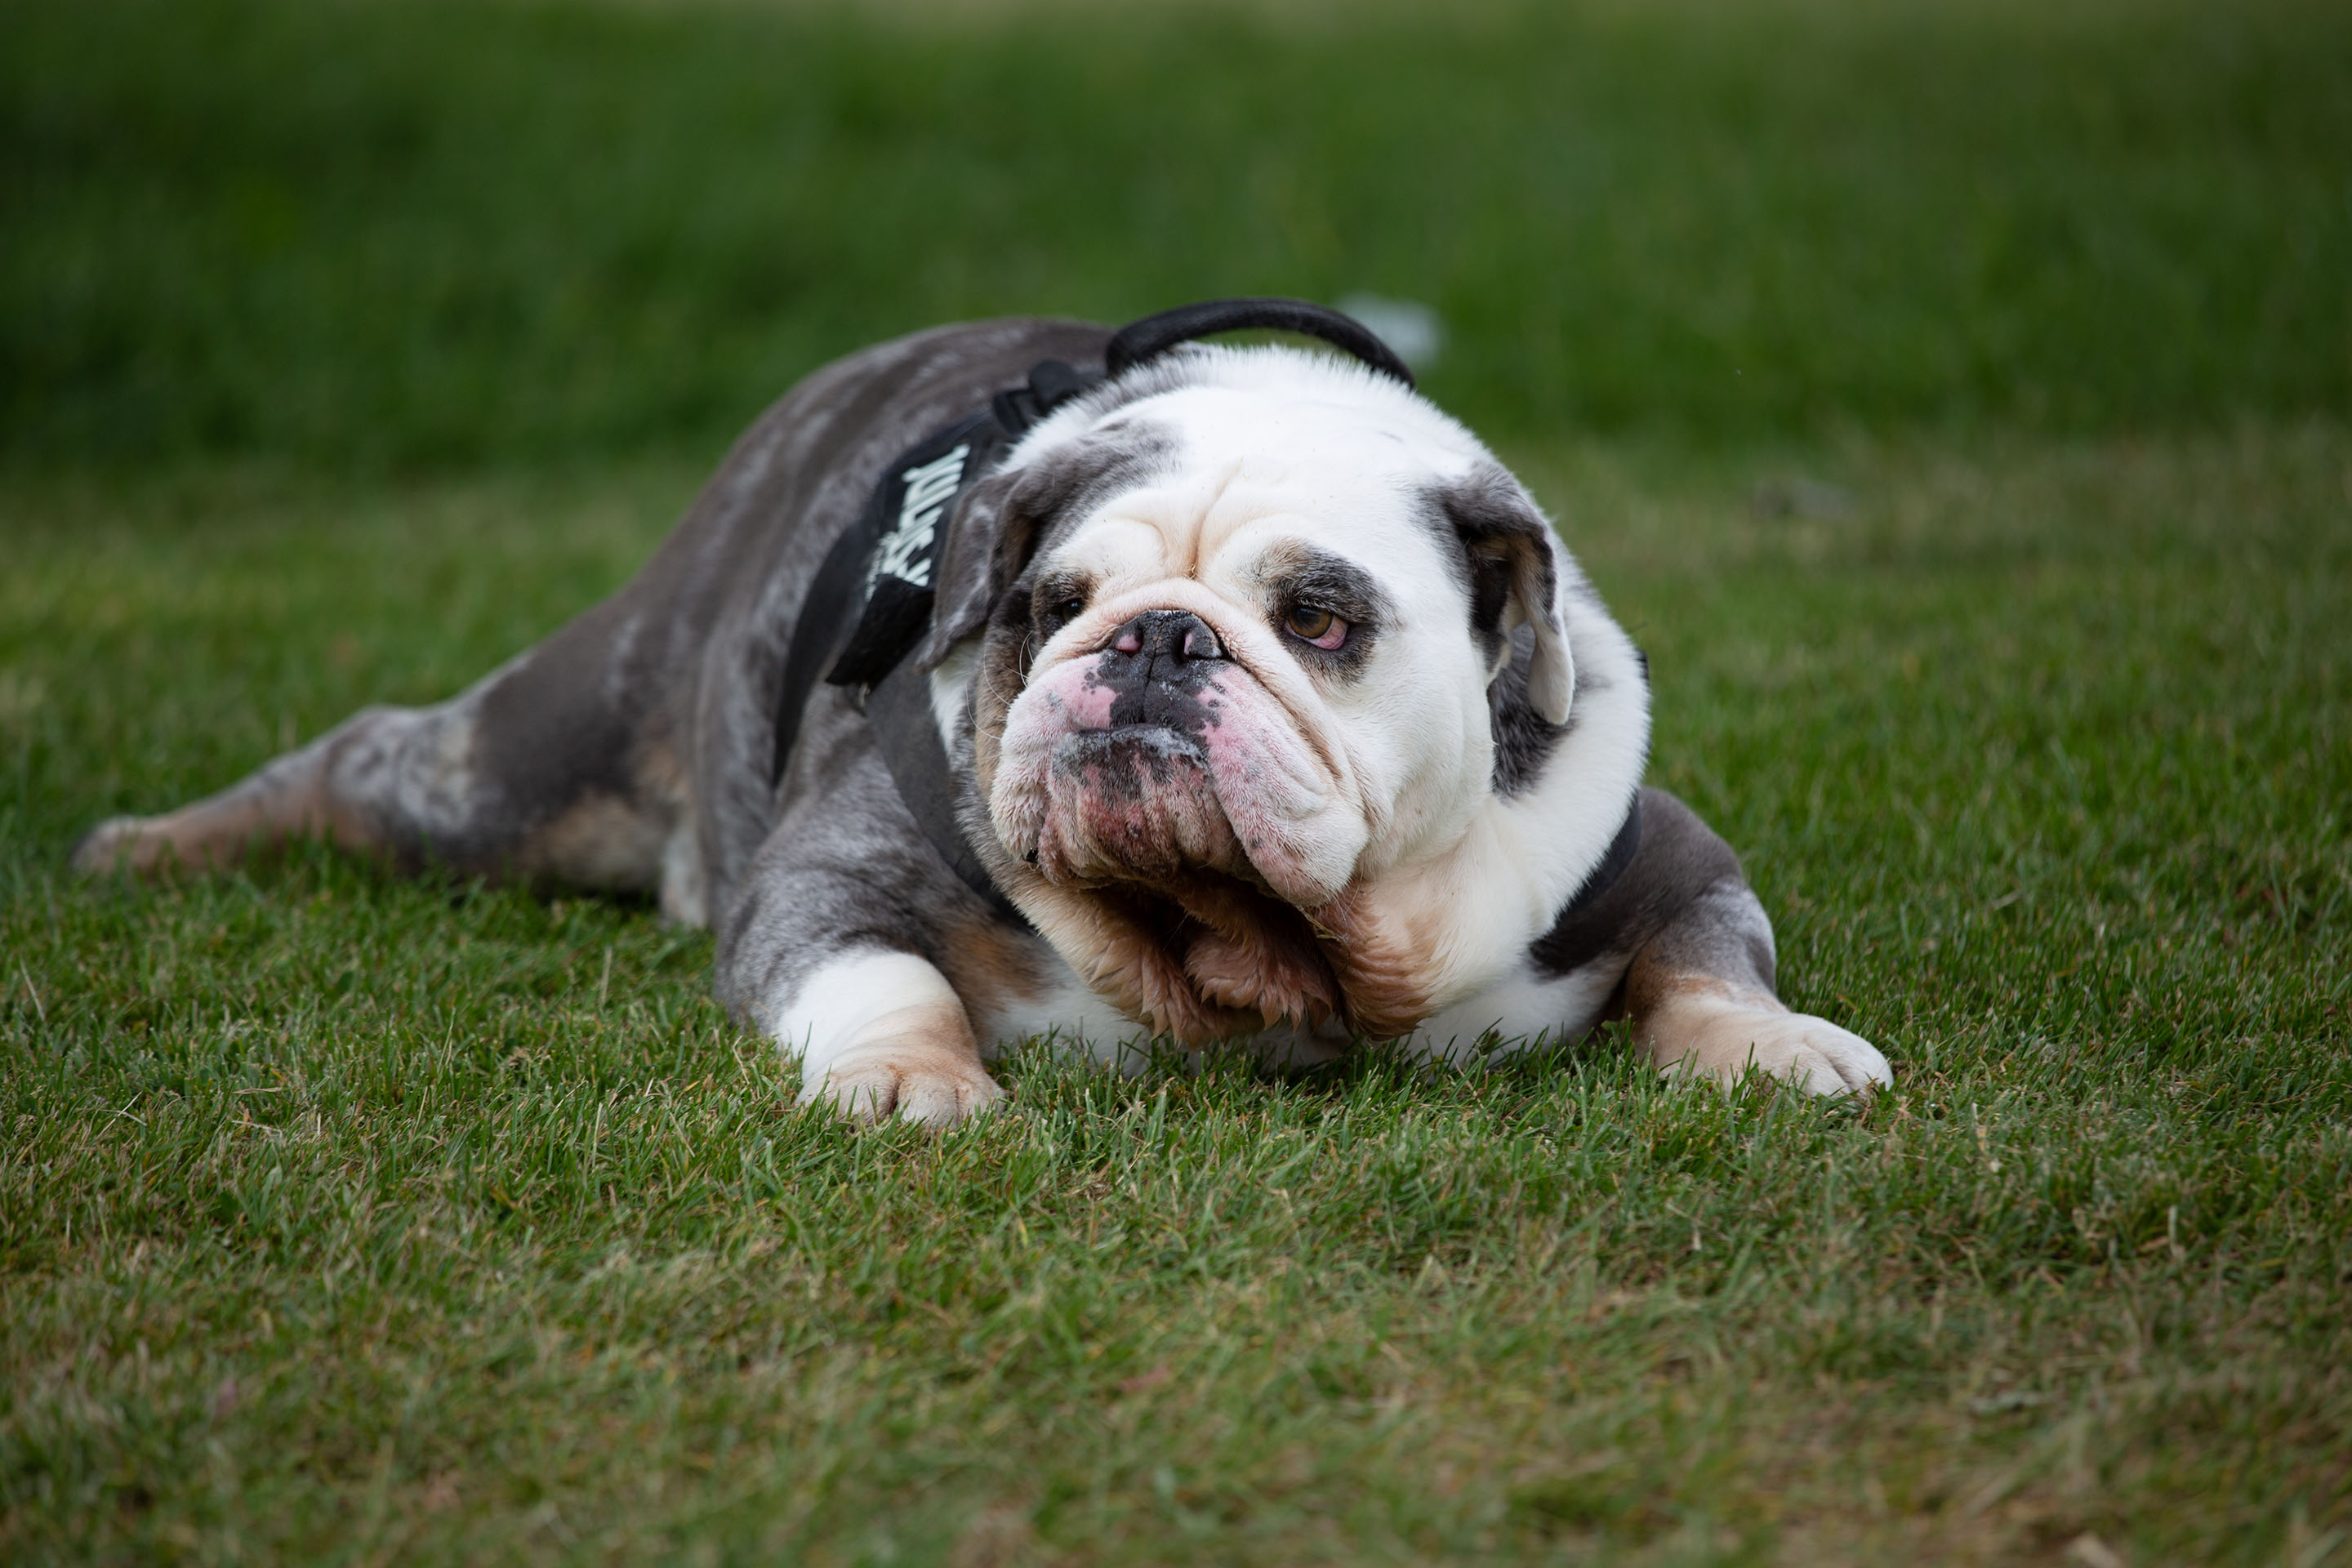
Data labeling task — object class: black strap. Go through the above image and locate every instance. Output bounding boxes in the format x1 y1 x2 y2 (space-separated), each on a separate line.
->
864 662 1028 924
1562 794 1642 921
1106 296 1415 390
822 409 1004 694
768 490 895 788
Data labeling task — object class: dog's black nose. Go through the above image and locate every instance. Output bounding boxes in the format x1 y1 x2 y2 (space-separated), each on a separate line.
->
1107 609 1225 664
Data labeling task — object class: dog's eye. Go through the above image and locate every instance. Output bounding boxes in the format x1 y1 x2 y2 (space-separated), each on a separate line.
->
1055 598 1085 621
1285 605 1348 650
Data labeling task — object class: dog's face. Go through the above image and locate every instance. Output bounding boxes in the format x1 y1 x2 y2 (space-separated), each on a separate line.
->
924 350 1579 1043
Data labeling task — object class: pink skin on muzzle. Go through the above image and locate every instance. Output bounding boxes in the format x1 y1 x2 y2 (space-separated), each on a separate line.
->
991 644 1356 907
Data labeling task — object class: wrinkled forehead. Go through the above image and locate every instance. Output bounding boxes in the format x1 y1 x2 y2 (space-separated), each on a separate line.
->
1038 385 1476 582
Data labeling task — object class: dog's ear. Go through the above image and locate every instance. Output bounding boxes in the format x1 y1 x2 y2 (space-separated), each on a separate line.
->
914 422 1174 673
915 465 1033 672
1441 465 1575 726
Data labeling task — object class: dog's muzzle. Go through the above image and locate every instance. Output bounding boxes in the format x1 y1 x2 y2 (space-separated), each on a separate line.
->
992 599 1364 905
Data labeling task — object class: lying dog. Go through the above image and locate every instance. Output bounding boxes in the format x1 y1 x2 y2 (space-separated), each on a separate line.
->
74 299 1892 1123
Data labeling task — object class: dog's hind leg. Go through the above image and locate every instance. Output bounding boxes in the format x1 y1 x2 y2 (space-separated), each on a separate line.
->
72 708 390 877
74 617 689 906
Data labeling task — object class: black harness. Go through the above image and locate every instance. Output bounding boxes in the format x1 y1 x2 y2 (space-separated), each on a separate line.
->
765 394 1047 921
767 296 1637 938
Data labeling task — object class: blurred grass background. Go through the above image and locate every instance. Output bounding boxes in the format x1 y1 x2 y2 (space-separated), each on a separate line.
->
5 0 2348 470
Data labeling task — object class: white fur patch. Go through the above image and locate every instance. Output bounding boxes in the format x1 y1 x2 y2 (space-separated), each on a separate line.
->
764 949 963 1083
658 817 706 928
1383 599 1650 1013
970 948 1158 1076
1406 956 1629 1067
928 636 980 747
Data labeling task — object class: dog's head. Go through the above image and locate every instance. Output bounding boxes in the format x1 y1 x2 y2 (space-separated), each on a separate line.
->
920 346 1603 1043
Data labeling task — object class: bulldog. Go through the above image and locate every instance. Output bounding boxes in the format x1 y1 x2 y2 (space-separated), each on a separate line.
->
74 299 1893 1124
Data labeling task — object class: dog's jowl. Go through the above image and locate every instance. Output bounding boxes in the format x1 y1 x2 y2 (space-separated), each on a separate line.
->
76 300 1892 1125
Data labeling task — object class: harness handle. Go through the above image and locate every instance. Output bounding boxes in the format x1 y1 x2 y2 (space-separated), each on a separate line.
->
1104 296 1415 390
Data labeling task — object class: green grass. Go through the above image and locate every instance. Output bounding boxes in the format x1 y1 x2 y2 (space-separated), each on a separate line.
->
5 432 2348 1563
6 0 2352 1561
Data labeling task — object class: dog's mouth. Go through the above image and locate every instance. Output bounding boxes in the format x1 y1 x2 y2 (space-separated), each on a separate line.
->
987 630 1383 1036
1027 724 1243 885
1015 722 1345 1032
1094 869 1348 1036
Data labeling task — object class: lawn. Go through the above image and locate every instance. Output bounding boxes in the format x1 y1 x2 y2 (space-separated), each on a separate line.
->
3 1 2350 1563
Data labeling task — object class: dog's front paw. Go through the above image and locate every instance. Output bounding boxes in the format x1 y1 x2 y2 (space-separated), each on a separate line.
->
807 1003 1004 1129
1642 991 1892 1096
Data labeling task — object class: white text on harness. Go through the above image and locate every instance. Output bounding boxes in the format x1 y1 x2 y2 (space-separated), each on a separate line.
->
869 443 970 590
